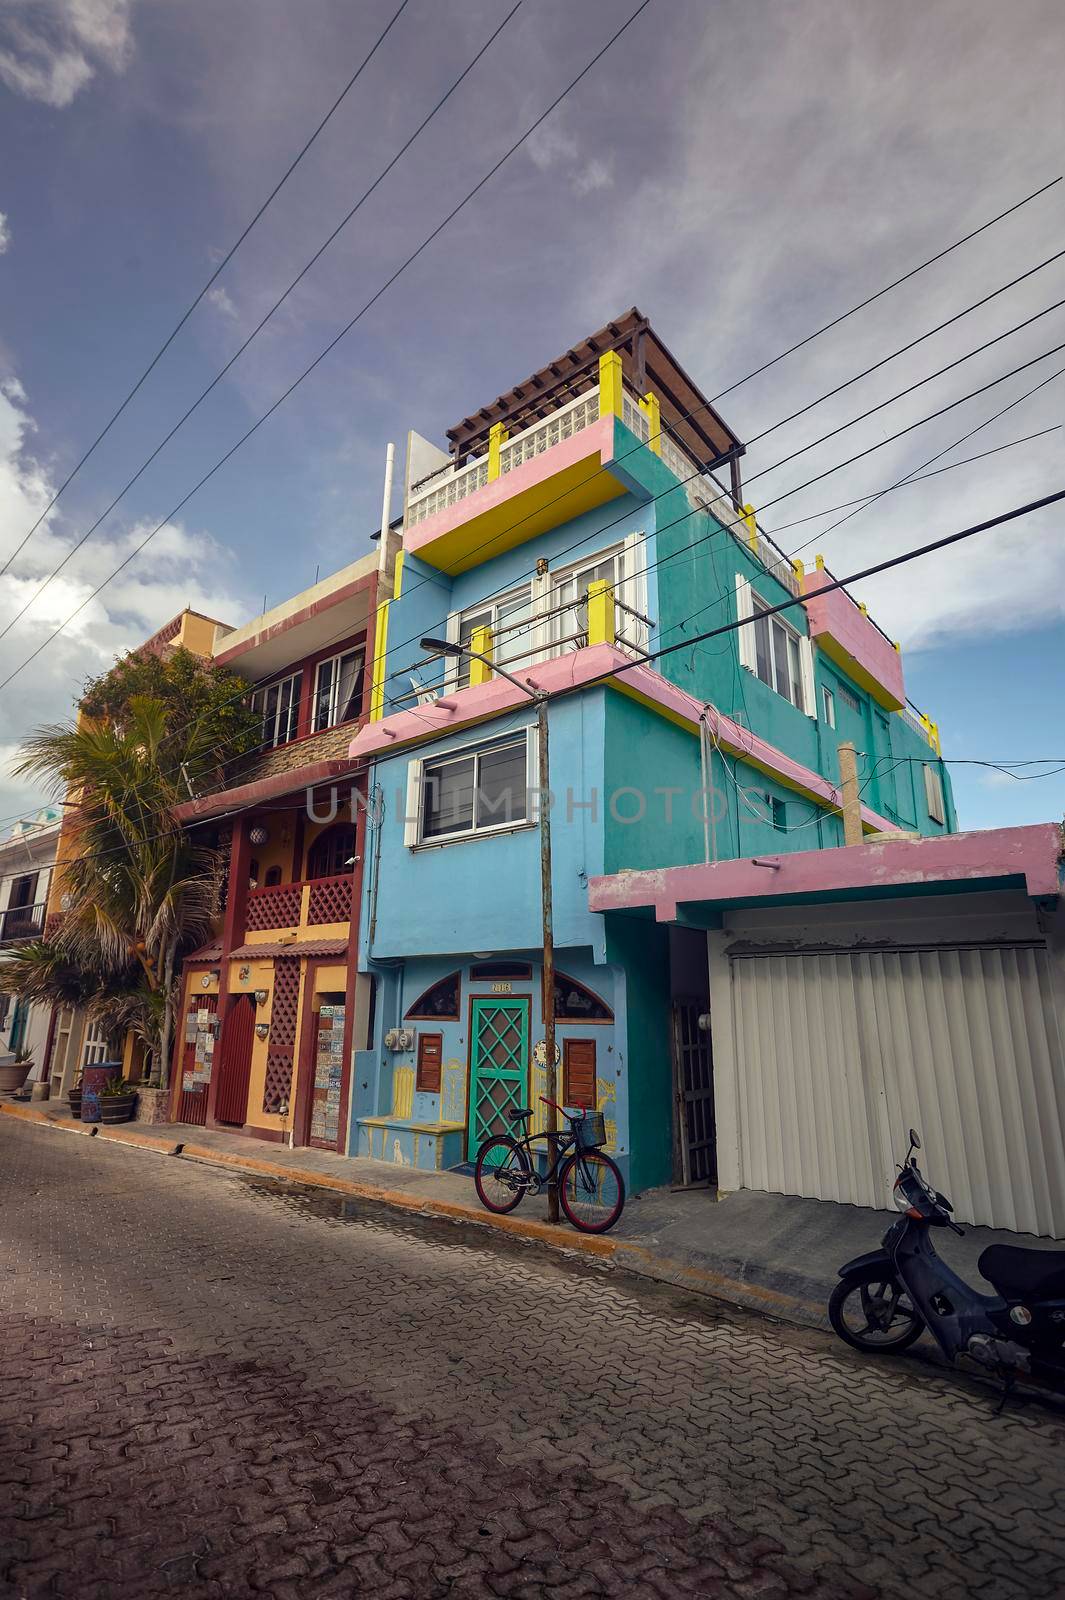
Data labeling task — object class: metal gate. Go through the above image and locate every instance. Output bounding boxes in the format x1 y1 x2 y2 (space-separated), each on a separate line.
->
468 998 529 1160
175 992 218 1126
672 998 716 1184
730 944 1065 1236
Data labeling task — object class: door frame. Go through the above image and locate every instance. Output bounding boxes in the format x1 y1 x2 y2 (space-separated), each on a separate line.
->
466 993 531 1160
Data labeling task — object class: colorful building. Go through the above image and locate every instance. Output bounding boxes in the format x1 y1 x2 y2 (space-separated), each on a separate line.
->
169 544 396 1149
0 809 61 1076
348 309 955 1191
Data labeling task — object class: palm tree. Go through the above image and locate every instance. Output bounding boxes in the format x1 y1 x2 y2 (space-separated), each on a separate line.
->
10 695 225 1087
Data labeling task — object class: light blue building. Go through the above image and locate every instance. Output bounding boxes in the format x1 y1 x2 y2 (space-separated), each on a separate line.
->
348 310 955 1192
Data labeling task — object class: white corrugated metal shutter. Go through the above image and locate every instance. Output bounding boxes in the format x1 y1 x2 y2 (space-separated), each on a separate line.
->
730 945 1065 1236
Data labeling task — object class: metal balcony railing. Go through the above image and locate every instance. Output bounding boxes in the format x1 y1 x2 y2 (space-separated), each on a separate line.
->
0 902 45 945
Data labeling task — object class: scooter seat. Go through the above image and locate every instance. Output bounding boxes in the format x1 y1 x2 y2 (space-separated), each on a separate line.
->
978 1243 1065 1299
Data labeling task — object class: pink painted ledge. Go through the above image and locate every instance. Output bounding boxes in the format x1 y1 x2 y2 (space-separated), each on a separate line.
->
588 823 1064 923
402 415 616 565
802 566 905 710
350 644 893 832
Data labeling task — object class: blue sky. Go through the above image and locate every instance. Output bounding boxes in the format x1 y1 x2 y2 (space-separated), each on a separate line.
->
0 0 1063 832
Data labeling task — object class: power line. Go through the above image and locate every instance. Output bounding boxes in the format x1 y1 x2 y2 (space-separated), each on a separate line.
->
0 0 655 694
0 1 524 643
0 0 414 581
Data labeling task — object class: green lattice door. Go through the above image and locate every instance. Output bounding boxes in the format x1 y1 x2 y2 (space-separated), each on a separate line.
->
468 998 530 1160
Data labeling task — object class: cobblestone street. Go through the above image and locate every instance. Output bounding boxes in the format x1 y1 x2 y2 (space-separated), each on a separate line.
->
1 1120 1063 1600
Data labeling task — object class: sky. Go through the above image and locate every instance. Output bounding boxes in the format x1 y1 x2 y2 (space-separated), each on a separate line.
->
0 0 1063 834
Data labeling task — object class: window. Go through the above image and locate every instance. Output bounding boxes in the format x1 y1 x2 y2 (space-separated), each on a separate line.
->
307 824 356 879
838 682 861 714
264 865 283 887
313 648 364 732
250 671 303 749
770 797 787 832
736 576 813 715
409 730 533 846
552 540 648 654
470 961 532 981
563 1038 597 1107
821 686 836 729
924 763 946 825
416 1033 443 1094
452 586 533 687
405 972 461 1020
549 972 613 1022
0 996 10 1033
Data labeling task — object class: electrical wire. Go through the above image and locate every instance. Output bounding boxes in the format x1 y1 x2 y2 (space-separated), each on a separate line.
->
0 0 656 692
0 0 414 580
0 0 524 643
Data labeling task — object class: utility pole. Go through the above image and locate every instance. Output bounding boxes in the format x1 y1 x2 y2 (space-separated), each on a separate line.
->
837 740 863 846
420 636 560 1223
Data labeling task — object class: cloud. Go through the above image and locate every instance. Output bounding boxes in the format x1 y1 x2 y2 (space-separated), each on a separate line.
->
206 285 238 319
0 372 253 823
0 212 9 254
0 0 136 107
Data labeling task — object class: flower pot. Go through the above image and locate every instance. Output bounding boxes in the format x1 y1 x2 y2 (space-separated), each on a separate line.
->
99 1092 137 1125
68 1087 82 1119
0 1060 31 1094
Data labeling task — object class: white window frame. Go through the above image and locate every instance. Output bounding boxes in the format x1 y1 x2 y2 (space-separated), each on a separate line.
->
738 581 814 716
404 726 538 849
821 685 836 728
250 670 303 749
551 534 649 656
445 584 534 689
924 763 946 824
312 647 365 732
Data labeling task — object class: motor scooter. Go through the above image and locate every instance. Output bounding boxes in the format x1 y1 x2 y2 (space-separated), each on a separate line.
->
830 1129 1065 1393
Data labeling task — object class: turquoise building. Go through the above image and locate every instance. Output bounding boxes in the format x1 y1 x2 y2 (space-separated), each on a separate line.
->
348 309 955 1192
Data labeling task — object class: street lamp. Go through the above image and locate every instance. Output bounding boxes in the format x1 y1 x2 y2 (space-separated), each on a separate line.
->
420 635 560 1224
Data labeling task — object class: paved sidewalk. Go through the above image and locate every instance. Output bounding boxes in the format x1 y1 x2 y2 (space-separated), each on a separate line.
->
3 1097 1061 1335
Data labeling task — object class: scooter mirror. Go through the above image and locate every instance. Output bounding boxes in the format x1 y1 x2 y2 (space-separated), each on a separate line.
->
909 1128 922 1150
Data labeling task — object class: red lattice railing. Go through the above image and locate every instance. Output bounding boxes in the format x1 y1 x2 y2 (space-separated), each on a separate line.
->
306 873 353 926
245 883 302 932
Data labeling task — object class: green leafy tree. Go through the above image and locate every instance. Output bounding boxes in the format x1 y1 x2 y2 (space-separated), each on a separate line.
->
1 647 259 1086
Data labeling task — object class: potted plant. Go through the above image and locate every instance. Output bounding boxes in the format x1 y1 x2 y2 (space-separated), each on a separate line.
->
99 1075 138 1125
0 1046 33 1095
68 1073 83 1119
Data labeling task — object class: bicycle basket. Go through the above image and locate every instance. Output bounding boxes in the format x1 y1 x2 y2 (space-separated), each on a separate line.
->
575 1109 607 1149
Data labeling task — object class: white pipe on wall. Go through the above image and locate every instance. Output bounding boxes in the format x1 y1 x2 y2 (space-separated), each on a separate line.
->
378 441 395 582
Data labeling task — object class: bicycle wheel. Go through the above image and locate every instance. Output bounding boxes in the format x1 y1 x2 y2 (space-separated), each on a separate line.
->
558 1148 625 1234
474 1136 532 1215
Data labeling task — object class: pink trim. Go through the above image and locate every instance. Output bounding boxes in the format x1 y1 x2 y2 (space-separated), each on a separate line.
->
349 643 894 832
588 823 1064 922
173 757 358 823
402 415 616 564
802 568 905 710
214 572 377 667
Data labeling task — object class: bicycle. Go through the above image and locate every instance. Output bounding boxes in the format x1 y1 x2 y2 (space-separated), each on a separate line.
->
473 1097 626 1234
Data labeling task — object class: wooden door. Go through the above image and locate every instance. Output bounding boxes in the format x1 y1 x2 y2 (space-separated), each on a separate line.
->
214 994 256 1125
562 1038 596 1110
467 998 529 1160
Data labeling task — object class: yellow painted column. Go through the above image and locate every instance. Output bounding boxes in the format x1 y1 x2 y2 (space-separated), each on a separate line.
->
639 391 661 453
598 350 624 419
792 558 806 588
743 503 759 553
586 578 615 647
487 422 508 481
369 599 390 721
468 624 493 686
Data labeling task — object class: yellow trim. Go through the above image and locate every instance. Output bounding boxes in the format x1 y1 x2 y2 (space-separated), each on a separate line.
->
639 391 661 455
392 548 405 598
815 553 826 571
598 350 623 419
370 598 391 721
469 624 493 687
792 558 805 584
743 503 758 553
487 421 508 482
586 578 614 647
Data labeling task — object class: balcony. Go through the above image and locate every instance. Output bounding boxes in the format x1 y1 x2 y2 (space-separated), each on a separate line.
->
799 558 905 711
0 902 45 945
244 873 354 936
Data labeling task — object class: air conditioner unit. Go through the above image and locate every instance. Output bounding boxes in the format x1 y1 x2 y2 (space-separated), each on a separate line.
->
384 1027 415 1051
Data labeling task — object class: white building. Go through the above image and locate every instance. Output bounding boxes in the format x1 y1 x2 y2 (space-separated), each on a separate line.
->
0 809 62 1075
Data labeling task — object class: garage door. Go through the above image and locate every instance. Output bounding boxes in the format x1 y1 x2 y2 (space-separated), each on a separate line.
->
730 945 1065 1236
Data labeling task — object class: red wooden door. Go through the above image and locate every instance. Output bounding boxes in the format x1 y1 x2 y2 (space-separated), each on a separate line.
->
175 992 218 1126
214 994 256 1125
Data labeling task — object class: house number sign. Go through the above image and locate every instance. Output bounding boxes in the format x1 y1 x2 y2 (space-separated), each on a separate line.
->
491 981 512 994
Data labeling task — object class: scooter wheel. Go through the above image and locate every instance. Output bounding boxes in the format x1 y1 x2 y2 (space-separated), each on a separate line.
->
829 1267 925 1353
